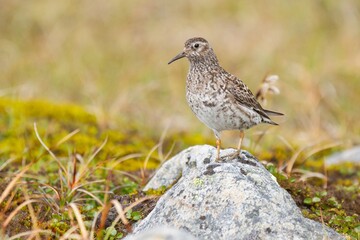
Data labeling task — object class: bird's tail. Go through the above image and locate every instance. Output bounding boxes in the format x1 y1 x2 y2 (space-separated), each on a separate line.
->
255 108 283 126
264 109 284 116
262 118 279 126
257 109 284 125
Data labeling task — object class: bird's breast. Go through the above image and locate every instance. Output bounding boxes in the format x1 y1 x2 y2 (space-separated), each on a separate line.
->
185 72 260 131
186 81 231 131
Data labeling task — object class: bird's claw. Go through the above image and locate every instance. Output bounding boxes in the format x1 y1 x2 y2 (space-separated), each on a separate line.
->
222 150 243 161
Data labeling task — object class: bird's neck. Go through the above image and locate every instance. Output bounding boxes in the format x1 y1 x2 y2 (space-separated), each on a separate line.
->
189 55 220 73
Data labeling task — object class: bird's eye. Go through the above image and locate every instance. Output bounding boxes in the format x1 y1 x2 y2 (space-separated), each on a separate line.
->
194 43 199 48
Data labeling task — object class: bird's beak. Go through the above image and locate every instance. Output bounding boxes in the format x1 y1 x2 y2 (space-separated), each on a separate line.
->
168 51 186 64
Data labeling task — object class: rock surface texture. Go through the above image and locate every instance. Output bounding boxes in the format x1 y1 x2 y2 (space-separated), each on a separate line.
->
325 146 360 166
129 145 344 240
125 227 197 240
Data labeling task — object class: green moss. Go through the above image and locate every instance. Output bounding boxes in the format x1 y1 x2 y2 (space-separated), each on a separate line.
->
276 174 359 239
0 98 161 171
145 186 167 196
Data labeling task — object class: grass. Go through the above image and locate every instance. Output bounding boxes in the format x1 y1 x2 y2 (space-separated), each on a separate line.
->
0 0 360 239
0 99 176 239
0 99 358 239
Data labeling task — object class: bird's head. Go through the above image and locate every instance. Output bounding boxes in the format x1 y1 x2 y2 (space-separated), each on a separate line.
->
168 37 218 65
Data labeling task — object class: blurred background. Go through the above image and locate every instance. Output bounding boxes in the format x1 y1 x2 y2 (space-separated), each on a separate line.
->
1 0 360 150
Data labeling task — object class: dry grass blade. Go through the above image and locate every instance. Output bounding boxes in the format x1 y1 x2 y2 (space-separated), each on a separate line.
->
255 74 280 105
110 199 128 225
157 123 170 160
156 124 176 163
88 136 108 164
76 136 108 181
0 157 16 171
293 169 327 182
319 209 331 240
71 155 77 189
303 141 342 161
287 140 341 177
108 153 143 168
143 143 160 170
251 130 268 151
70 180 106 194
0 165 30 204
7 230 53 240
59 226 81 240
101 168 140 182
97 203 111 231
1 188 17 213
36 188 60 213
103 195 158 238
286 146 307 175
23 187 41 240
123 195 157 213
277 135 295 152
141 143 160 182
102 200 130 239
76 189 104 206
39 183 60 200
2 199 40 229
89 212 100 240
34 123 68 178
163 141 176 163
55 129 81 147
97 174 111 231
64 234 83 239
69 203 89 239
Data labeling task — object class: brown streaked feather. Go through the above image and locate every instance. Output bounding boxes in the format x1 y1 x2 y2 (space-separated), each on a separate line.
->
224 72 283 123
225 74 266 112
253 108 278 125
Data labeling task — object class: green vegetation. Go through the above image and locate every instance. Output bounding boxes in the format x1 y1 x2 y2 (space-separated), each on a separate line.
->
267 163 359 238
0 99 181 239
0 98 163 171
1 98 358 239
1 0 359 239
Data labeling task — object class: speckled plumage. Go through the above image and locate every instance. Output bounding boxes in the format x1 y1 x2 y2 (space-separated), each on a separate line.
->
169 37 283 159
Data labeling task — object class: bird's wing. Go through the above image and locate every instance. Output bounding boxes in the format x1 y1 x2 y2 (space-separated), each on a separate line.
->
225 74 265 112
223 73 283 125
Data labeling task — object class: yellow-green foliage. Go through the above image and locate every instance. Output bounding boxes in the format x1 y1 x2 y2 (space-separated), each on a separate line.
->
0 98 160 171
0 98 358 238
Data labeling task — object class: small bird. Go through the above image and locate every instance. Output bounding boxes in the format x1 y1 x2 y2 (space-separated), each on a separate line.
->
168 37 283 160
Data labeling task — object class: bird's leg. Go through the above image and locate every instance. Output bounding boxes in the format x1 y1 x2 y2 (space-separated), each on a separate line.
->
213 130 221 161
216 138 221 161
225 130 245 160
237 130 245 152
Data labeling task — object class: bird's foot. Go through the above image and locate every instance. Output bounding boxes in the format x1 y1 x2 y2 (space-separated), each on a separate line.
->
222 150 243 161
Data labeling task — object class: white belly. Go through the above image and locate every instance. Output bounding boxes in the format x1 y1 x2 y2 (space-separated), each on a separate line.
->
186 91 261 132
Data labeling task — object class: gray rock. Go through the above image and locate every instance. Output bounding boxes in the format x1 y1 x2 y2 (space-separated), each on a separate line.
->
125 226 197 240
132 145 344 240
325 146 360 166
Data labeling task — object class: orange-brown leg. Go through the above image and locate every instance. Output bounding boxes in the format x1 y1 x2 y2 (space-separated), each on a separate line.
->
216 138 221 161
213 130 222 161
226 130 245 160
237 130 245 151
